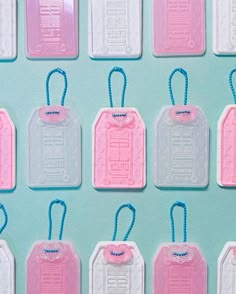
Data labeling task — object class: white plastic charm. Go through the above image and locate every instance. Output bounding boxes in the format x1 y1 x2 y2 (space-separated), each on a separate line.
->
153 68 209 188
26 199 80 294
88 0 142 59
213 0 236 55
0 204 15 294
90 204 144 294
218 242 236 294
153 202 207 294
28 69 81 188
0 0 16 60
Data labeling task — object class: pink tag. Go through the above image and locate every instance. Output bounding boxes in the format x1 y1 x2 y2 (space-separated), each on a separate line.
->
93 108 146 189
25 0 78 59
153 0 205 56
39 106 67 123
153 243 207 294
26 241 79 294
103 244 133 264
0 109 15 190
217 105 236 186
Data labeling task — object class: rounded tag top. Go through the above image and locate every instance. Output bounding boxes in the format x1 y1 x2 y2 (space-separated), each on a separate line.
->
169 105 198 122
39 106 67 123
103 243 133 264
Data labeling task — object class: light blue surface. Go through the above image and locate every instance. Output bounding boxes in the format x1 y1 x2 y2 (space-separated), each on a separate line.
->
0 0 235 293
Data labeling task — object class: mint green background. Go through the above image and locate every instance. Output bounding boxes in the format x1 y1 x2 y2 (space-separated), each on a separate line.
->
0 0 235 293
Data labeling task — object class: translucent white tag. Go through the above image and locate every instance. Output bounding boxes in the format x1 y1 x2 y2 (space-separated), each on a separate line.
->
153 243 207 294
88 0 142 58
0 0 16 60
218 242 236 294
28 106 81 188
89 241 144 294
27 241 79 294
0 240 14 294
213 0 236 55
153 104 209 188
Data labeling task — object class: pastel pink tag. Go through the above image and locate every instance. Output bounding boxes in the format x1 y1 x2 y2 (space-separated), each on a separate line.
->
25 0 78 59
0 109 15 190
153 0 205 56
103 244 133 264
39 106 67 123
153 243 207 294
26 241 79 294
93 108 146 189
217 105 236 186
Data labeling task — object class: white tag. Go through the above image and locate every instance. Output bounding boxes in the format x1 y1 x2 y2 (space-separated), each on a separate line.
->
153 105 209 187
213 0 236 54
89 241 144 294
0 0 16 59
88 0 142 59
0 240 14 294
217 242 236 294
27 106 81 188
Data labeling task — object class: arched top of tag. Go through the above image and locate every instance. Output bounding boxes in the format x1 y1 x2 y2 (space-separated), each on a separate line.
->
27 241 76 262
156 105 207 125
94 107 145 129
153 243 207 294
154 243 206 264
90 241 144 294
27 241 79 294
169 105 198 122
218 242 236 294
39 106 67 123
0 240 14 294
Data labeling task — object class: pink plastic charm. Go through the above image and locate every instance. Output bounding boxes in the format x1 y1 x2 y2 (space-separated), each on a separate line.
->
26 241 79 294
25 0 78 59
217 105 236 186
39 106 67 123
153 0 205 56
103 244 133 264
0 109 15 190
93 108 146 189
153 243 207 294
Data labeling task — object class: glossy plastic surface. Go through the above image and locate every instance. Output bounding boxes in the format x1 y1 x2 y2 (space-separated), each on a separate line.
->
153 105 209 187
88 0 142 58
28 106 81 188
153 243 207 294
89 241 144 294
153 0 205 56
25 0 78 59
213 0 236 55
0 240 14 294
0 0 16 59
0 109 15 190
217 105 236 186
26 241 79 294
93 108 146 189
